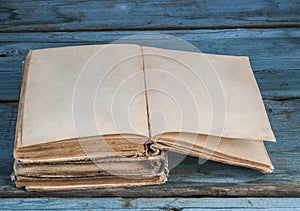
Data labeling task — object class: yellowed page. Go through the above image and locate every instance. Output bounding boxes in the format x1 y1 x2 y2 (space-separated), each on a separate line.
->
156 133 273 172
21 44 149 146
142 46 275 142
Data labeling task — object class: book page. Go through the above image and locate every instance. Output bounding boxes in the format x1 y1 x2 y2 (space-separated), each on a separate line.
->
142 46 275 142
155 132 273 173
20 44 149 146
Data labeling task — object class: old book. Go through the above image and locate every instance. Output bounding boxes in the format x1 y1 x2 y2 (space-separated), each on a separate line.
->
13 44 275 191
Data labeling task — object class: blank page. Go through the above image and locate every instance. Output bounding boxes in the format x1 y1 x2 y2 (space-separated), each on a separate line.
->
20 44 149 146
158 132 273 170
142 46 275 142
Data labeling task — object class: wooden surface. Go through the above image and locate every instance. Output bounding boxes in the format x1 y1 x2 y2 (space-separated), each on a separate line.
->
0 0 299 32
1 99 299 197
0 29 299 101
0 0 299 208
1 198 300 210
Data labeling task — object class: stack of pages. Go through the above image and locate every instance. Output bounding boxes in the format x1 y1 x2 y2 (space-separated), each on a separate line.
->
13 44 275 191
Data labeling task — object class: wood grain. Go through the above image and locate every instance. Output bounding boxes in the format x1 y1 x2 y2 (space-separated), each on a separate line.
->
1 198 300 209
0 99 299 197
0 28 299 101
0 0 300 32
0 0 299 200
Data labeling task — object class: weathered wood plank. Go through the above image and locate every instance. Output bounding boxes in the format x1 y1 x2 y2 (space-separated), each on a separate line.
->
0 0 299 32
0 28 299 100
0 0 298 202
0 99 299 197
1 198 300 210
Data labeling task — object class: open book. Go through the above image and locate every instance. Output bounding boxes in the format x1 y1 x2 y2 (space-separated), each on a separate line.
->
13 44 276 191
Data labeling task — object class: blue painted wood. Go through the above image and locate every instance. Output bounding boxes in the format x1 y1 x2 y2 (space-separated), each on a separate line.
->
0 0 299 32
0 103 17 176
0 99 299 197
0 198 300 210
0 0 299 201
0 28 299 100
